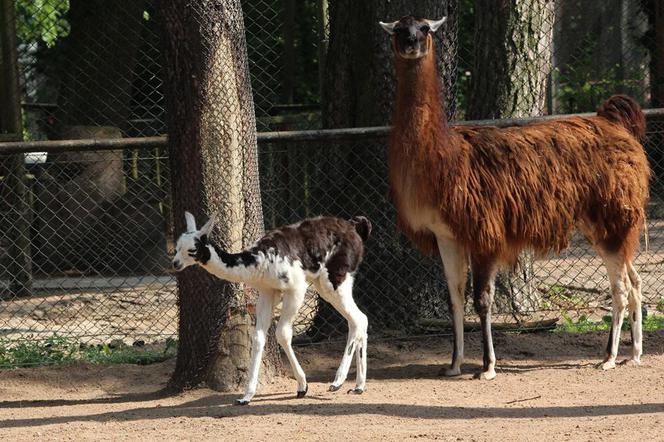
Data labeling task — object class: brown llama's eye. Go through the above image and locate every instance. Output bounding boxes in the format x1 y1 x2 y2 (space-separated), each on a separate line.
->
420 25 430 34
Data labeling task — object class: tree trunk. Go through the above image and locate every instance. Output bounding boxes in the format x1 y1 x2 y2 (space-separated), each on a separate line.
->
641 0 664 179
310 0 458 338
468 0 553 119
157 0 279 392
654 1 664 107
0 0 32 298
467 0 554 320
281 0 296 105
54 0 146 132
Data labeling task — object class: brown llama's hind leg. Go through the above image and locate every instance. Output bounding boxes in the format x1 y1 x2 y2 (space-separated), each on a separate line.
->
624 260 643 365
597 251 631 370
471 257 498 380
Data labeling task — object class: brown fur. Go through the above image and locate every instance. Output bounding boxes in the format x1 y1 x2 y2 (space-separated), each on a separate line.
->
388 34 650 266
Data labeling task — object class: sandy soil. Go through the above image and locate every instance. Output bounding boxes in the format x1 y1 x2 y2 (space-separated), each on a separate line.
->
1 330 663 441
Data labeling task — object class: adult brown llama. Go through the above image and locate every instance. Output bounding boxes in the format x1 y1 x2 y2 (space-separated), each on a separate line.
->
380 15 650 380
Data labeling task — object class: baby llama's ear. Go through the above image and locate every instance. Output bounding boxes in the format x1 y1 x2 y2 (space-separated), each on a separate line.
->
379 20 398 35
199 213 217 236
184 211 197 232
425 17 447 33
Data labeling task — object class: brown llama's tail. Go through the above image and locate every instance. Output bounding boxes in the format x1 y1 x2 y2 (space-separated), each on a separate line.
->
349 216 372 241
597 94 646 140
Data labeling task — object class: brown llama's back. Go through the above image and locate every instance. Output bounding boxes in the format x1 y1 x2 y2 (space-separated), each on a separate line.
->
425 108 650 265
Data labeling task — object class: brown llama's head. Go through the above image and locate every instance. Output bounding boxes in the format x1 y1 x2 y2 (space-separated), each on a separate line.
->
379 16 446 60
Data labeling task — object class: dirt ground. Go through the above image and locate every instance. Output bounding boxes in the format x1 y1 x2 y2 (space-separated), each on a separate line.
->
0 330 663 441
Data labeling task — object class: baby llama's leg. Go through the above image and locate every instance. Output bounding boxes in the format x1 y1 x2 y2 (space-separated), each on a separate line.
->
319 275 368 394
276 282 308 397
236 290 277 405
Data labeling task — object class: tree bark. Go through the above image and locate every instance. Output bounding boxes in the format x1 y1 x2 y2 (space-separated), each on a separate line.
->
641 0 664 178
310 0 458 337
468 0 553 119
467 0 554 319
54 0 146 132
0 0 32 298
654 1 664 107
157 0 279 392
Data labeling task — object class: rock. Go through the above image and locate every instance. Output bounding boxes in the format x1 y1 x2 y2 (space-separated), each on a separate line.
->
108 339 125 348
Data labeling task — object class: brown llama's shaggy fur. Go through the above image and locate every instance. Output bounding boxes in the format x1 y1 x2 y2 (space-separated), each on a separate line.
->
383 14 650 379
389 34 650 266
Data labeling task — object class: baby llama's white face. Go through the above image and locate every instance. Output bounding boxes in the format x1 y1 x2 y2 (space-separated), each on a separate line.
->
172 211 216 271
172 232 198 271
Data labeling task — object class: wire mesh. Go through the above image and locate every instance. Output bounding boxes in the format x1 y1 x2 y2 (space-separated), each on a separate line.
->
1 0 664 362
0 146 175 345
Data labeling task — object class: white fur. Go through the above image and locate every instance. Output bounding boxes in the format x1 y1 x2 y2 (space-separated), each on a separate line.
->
425 17 447 33
379 16 447 35
379 20 397 35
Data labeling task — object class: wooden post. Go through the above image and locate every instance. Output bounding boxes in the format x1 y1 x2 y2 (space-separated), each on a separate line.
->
0 0 32 298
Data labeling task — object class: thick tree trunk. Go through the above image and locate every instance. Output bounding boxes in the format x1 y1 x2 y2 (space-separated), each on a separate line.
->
157 0 279 392
468 0 554 319
468 0 553 119
310 0 458 337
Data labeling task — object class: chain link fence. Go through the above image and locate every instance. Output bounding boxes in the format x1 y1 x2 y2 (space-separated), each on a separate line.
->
1 0 663 359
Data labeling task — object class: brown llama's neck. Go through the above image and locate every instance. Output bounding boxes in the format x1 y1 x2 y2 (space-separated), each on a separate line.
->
392 39 450 143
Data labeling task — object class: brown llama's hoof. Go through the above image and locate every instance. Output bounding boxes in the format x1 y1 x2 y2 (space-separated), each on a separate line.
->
347 387 364 395
296 384 308 398
440 366 462 377
599 359 616 370
620 358 641 367
473 369 496 380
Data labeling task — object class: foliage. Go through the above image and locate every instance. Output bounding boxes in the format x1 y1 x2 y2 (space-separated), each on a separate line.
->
15 0 70 47
555 36 645 114
0 335 177 368
557 313 664 333
657 297 664 313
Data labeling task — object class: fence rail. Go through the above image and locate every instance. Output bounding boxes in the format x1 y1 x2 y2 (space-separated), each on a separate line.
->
4 107 664 154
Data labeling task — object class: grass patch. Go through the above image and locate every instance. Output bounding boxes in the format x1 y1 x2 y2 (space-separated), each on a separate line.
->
557 313 664 333
0 336 177 368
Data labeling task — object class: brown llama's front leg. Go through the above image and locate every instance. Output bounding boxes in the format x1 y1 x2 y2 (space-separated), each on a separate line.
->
436 236 468 377
471 258 498 380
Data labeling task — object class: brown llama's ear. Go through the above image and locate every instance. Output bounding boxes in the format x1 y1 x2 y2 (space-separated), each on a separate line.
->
425 17 447 33
379 20 397 35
